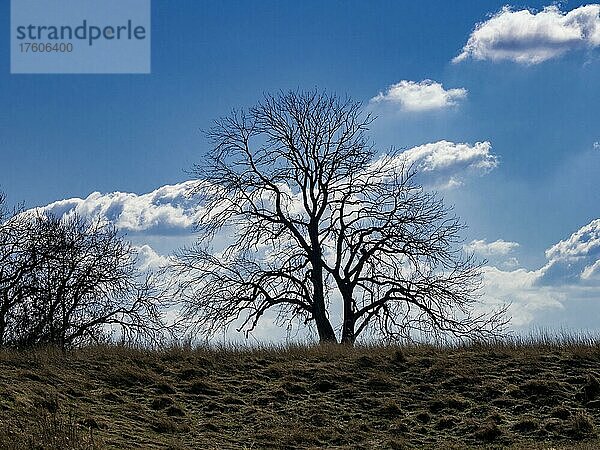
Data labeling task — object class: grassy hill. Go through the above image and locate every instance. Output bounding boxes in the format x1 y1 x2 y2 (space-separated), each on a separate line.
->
1 340 600 449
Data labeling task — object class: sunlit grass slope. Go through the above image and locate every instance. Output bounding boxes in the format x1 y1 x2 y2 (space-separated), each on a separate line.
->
1 337 600 449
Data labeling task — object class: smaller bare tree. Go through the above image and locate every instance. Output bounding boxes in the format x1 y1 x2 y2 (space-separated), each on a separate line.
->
1 200 164 349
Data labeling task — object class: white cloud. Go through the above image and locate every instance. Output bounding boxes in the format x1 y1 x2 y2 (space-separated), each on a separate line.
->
480 219 600 329
401 140 497 173
392 140 498 189
465 239 519 256
38 181 203 235
545 219 600 261
366 140 498 190
454 4 600 64
371 79 467 111
465 239 520 270
480 266 564 327
594 141 600 150
582 259 600 280
34 142 498 252
540 218 600 285
135 244 171 271
35 141 497 241
465 239 520 257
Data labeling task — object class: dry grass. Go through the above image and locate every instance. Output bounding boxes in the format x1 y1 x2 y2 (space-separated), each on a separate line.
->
1 338 600 449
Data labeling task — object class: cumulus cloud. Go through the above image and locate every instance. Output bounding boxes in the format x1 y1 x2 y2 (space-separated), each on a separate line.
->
401 140 497 173
371 80 467 111
539 218 600 285
394 140 498 189
36 142 496 243
135 244 171 271
454 4 600 64
38 181 203 235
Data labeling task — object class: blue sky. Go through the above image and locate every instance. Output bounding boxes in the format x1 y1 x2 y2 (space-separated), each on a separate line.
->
1 1 600 336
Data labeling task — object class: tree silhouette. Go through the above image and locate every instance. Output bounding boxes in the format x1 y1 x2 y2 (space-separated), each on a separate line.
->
1 196 163 349
172 91 508 344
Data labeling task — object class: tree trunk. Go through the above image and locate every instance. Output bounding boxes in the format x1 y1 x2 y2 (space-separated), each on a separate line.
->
340 290 355 345
310 261 337 343
308 225 337 343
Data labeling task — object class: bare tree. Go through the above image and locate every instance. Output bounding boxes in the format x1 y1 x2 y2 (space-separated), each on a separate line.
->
172 90 508 344
0 199 164 348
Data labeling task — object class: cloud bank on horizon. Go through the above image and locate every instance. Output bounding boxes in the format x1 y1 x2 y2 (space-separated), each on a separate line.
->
480 218 600 328
454 4 600 64
31 160 600 334
33 179 600 333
